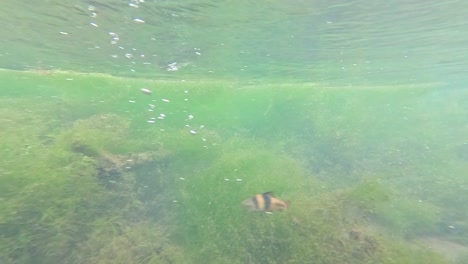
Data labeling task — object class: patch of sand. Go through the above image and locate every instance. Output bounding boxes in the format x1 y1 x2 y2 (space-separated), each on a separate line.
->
415 237 468 262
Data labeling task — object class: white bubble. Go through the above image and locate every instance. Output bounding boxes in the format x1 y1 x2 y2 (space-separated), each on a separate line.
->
189 130 197 135
59 31 68 35
161 99 170 103
140 88 152 95
133 18 145 23
90 22 98 27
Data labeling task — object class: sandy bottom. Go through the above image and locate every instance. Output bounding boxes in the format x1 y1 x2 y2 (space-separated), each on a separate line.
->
415 237 468 263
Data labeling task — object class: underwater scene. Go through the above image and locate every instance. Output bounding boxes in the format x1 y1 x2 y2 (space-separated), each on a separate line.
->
1 0 468 264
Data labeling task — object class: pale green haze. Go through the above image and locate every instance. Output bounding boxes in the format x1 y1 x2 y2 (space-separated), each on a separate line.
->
0 1 467 263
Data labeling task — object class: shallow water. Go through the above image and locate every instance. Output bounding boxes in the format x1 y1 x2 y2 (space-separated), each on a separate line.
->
1 1 468 263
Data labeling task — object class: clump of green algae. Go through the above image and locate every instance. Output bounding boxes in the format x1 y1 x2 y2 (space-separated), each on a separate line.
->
1 70 464 263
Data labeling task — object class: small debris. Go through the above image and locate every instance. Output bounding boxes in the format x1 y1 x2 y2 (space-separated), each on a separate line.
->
141 88 152 95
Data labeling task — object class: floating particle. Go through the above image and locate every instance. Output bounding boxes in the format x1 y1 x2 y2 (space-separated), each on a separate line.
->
161 99 170 103
179 177 185 180
159 113 165 117
149 117 156 120
160 129 165 131
109 32 116 36
125 166 131 169
108 180 116 184
59 31 68 35
87 5 95 11
140 88 152 95
90 12 97 18
133 18 145 23
127 159 133 162
148 104 155 108
199 125 205 129
129 3 139 8
189 130 197 135
125 53 133 58
157 116 164 120
265 212 273 215
129 100 136 103
90 22 98 27
224 179 230 181
173 200 178 203
188 115 193 120
235 178 243 182
110 41 117 45
65 78 73 81
195 52 201 55
147 120 155 124
184 90 188 93
148 109 153 112
184 98 188 101
202 138 207 141
167 62 178 71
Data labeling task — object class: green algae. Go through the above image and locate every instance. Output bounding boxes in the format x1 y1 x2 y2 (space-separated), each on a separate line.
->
1 70 465 263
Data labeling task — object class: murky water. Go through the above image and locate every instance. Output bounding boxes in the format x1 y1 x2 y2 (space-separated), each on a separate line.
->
1 1 468 263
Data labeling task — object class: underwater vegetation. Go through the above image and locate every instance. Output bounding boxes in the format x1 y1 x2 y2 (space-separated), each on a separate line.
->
1 70 467 263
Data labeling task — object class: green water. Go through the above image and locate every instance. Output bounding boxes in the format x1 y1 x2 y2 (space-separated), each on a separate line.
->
1 0 468 263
